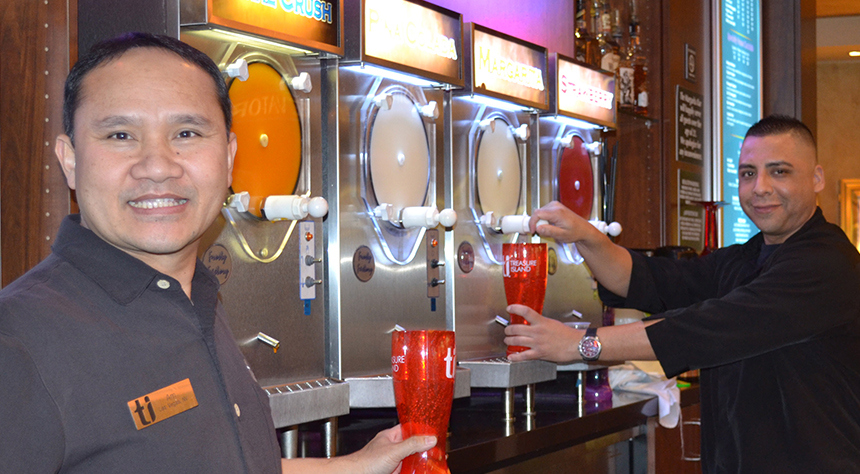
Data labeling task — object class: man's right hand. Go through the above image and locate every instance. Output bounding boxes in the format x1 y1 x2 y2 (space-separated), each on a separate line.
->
529 201 595 244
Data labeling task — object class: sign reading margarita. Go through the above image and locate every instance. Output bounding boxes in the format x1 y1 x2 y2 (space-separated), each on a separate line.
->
555 54 615 128
211 0 340 53
363 0 462 84
470 24 548 110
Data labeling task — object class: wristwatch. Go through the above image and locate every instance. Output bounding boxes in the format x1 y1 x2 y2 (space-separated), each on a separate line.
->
578 327 602 361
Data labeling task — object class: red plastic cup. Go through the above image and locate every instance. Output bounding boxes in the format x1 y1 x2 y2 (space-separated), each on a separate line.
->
392 330 456 474
503 243 548 356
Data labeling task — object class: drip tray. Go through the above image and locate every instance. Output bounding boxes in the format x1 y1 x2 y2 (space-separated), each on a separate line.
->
556 361 614 372
459 357 557 388
347 367 472 408
265 377 350 428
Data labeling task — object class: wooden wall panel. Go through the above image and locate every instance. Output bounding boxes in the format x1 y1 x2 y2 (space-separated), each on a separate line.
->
0 0 72 286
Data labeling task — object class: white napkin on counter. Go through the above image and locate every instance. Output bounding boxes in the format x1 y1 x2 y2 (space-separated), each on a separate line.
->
608 362 681 428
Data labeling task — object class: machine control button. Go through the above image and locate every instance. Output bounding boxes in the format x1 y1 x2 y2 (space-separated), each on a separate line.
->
304 277 323 288
430 278 445 287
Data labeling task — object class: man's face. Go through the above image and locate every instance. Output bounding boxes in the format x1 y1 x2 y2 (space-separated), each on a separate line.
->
55 47 235 268
738 132 823 245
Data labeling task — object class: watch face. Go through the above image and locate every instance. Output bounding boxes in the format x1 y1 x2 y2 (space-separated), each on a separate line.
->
580 338 601 360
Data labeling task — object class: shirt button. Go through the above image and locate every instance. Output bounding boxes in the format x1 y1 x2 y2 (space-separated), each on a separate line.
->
156 279 170 289
234 403 241 418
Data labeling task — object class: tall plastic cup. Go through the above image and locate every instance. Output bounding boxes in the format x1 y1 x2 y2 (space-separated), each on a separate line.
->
392 330 456 474
503 243 548 356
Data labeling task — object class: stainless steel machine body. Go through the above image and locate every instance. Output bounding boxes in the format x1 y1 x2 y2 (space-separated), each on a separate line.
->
450 24 558 419
538 53 618 334
180 0 348 435
331 0 469 407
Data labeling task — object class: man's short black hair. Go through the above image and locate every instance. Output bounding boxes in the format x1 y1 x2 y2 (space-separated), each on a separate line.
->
744 114 816 148
62 32 231 143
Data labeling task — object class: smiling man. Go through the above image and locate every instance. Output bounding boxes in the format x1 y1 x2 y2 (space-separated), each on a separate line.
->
0 33 433 473
504 115 860 473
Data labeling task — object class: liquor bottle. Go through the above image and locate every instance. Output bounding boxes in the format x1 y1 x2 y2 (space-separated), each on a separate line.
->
612 9 625 58
618 5 649 115
586 1 602 68
574 0 594 64
596 0 620 73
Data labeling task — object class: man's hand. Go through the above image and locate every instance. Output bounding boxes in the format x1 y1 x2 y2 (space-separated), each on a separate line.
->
504 304 583 363
529 201 594 244
348 425 436 474
282 425 436 474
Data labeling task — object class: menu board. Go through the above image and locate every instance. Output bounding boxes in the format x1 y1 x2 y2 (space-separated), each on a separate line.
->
553 54 616 128
719 0 761 245
211 0 341 54
468 23 549 111
362 0 463 86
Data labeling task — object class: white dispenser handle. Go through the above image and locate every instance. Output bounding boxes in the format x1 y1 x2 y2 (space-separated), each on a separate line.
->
399 206 459 228
263 195 329 221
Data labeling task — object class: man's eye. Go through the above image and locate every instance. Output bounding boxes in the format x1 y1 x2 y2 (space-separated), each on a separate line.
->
109 132 131 140
177 130 199 139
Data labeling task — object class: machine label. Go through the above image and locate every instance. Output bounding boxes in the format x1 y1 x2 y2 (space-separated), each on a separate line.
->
211 0 341 54
127 379 198 430
555 54 616 128
470 24 548 110
353 245 375 282
363 0 462 85
202 244 233 285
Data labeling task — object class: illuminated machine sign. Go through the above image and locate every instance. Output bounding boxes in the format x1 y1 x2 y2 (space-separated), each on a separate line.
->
360 0 463 86
466 23 548 111
208 0 342 54
719 0 761 245
551 53 615 128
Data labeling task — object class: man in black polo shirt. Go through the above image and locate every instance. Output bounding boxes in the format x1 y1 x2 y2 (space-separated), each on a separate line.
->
504 115 860 472
0 33 434 473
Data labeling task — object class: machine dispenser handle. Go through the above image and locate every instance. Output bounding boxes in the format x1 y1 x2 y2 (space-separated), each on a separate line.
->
290 72 313 93
262 195 329 221
499 215 531 234
304 276 323 288
564 220 623 265
399 206 459 229
225 59 249 81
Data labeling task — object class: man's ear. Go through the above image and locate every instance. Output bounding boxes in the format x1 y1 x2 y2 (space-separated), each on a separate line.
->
226 131 237 188
813 164 825 194
55 135 77 190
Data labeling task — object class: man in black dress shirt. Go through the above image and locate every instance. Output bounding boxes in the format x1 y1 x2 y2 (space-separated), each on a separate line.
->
0 33 434 473
505 115 860 472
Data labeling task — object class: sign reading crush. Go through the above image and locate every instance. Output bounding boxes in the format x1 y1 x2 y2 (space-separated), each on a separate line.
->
392 330 456 474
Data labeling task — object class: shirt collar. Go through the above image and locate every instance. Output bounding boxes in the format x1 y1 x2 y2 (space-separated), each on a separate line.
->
51 214 218 306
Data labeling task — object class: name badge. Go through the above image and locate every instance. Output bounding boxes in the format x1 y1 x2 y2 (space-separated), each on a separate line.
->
127 378 198 430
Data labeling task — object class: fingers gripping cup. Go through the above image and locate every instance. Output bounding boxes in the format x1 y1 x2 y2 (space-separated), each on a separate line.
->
392 330 456 474
503 243 548 356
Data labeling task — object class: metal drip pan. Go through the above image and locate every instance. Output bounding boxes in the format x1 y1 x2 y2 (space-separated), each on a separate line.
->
459 357 557 388
265 377 350 428
556 361 614 372
347 367 472 408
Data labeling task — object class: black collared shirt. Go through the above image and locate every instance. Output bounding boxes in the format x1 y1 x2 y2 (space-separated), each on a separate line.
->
0 215 281 473
601 208 860 473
